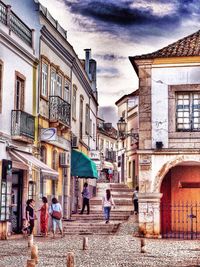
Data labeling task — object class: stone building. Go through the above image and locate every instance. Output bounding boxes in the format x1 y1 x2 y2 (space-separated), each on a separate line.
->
0 0 98 238
115 91 139 188
97 119 118 182
129 30 200 238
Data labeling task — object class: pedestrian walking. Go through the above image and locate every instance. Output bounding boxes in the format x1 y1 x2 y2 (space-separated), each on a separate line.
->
49 197 63 238
133 186 139 215
102 189 115 223
38 196 49 237
25 199 35 235
80 182 90 214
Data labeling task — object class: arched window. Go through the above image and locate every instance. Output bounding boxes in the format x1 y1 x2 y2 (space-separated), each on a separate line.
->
40 146 47 163
52 149 58 170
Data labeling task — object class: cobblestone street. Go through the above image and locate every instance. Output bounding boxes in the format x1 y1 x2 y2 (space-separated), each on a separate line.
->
0 232 199 267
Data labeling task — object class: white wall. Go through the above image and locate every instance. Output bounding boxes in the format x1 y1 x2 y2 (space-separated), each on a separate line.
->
151 65 200 148
0 43 34 136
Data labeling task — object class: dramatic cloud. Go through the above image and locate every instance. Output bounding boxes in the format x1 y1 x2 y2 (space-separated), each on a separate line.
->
39 0 200 118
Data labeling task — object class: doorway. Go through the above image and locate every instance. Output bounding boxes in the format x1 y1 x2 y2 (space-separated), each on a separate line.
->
11 171 23 233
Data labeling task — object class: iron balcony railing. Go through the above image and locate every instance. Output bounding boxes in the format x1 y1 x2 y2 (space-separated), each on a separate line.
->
0 0 32 47
49 96 71 127
105 149 117 162
11 110 35 139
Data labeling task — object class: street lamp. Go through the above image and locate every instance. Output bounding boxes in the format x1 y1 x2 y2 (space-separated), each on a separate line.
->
117 117 139 141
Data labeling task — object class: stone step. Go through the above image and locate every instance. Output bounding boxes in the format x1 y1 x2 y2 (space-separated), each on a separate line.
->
75 210 132 215
71 214 129 220
90 199 133 205
89 206 133 211
63 222 120 234
110 188 133 192
110 183 129 188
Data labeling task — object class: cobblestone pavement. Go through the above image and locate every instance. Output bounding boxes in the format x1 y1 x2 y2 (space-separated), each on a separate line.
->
0 217 199 267
0 234 199 267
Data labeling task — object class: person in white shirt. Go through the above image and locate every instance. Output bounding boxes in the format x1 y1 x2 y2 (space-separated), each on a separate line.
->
49 197 63 238
102 189 115 223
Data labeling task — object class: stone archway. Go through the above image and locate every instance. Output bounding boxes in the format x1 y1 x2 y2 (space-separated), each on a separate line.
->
153 154 200 193
157 155 200 239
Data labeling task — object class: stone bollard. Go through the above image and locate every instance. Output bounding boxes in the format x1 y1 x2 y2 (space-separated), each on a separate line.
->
28 234 33 247
27 259 36 267
67 252 75 267
140 238 147 253
31 244 39 264
83 237 88 250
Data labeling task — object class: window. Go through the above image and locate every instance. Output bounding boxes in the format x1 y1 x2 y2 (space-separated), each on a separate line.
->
72 85 77 119
15 72 25 111
64 80 70 103
176 92 200 131
28 181 36 199
56 74 62 97
50 69 56 96
79 97 83 139
0 61 3 113
41 62 48 98
52 150 58 170
85 104 90 134
40 146 47 163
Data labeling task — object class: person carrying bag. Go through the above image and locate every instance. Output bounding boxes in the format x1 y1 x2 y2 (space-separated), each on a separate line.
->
49 197 63 238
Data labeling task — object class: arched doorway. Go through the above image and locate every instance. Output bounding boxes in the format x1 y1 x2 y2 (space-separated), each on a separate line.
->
160 162 200 239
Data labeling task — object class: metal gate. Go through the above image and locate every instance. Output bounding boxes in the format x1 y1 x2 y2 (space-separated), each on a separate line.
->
161 202 200 239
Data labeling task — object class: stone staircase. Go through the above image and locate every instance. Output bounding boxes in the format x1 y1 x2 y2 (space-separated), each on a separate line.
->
63 183 134 235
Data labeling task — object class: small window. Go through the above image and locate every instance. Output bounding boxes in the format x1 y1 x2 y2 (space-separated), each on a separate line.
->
72 85 77 119
56 74 62 97
28 181 36 199
15 74 25 111
52 150 58 171
64 80 70 103
50 69 56 96
176 92 200 131
41 62 48 98
128 161 131 178
85 104 90 134
40 146 47 164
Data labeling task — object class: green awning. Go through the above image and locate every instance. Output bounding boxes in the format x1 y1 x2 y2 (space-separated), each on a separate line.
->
71 149 98 179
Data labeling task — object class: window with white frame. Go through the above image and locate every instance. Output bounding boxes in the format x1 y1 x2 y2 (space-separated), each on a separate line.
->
56 74 62 97
41 62 48 97
50 69 56 96
85 104 90 134
64 80 70 103
72 85 77 119
176 92 200 131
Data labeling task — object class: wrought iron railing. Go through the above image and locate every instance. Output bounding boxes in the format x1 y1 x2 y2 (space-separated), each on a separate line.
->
161 202 200 240
11 110 35 139
49 96 71 127
0 1 6 24
105 149 117 162
0 1 32 47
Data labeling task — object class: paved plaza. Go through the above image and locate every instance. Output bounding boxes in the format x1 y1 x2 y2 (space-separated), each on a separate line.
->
0 232 199 267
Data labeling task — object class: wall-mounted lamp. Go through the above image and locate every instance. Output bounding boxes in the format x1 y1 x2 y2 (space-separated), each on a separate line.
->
117 117 139 140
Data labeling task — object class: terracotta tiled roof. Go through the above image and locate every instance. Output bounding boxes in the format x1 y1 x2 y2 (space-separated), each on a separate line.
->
131 30 200 60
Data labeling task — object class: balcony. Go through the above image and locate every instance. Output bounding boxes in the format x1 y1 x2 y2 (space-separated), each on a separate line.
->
49 96 71 128
11 110 35 142
0 1 33 47
105 149 117 163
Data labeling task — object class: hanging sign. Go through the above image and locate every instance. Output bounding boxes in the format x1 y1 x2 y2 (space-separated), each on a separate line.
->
40 128 57 141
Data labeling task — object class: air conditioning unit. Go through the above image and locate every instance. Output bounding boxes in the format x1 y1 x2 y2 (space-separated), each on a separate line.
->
71 135 78 148
59 152 70 167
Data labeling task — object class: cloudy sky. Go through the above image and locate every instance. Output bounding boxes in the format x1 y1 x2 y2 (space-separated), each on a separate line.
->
40 0 200 124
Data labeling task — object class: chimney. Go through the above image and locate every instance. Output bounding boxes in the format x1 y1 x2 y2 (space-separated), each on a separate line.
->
84 48 91 78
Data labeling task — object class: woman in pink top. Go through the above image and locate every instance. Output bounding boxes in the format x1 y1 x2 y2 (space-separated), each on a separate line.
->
102 189 115 224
